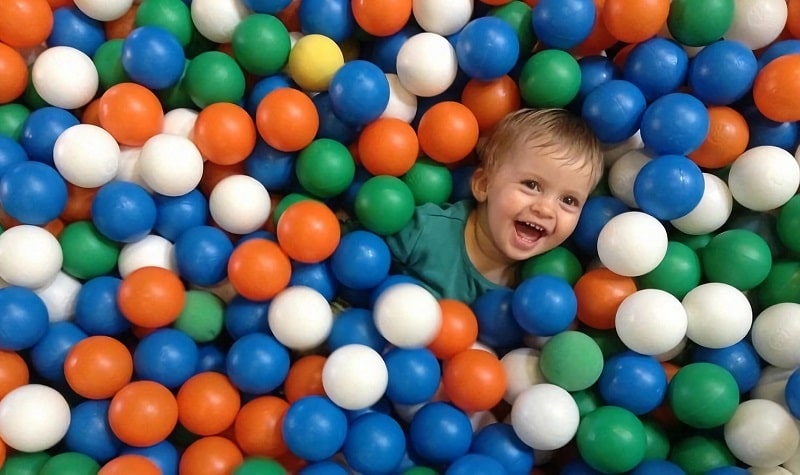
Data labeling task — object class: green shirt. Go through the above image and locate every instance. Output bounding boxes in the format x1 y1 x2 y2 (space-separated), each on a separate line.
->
384 200 507 304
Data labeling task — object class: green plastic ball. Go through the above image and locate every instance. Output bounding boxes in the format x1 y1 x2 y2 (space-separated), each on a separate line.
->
232 14 291 76
667 0 735 47
701 229 772 291
402 158 453 206
402 468 438 475
777 195 800 254
577 405 647 473
38 452 100 475
669 435 736 474
539 330 604 392
0 452 50 475
668 362 740 429
295 138 356 198
354 175 416 236
273 193 313 224
0 103 30 139
518 49 581 107
572 388 601 418
233 457 287 475
756 260 800 309
582 327 627 359
520 246 583 285
490 1 536 57
637 241 701 300
135 0 194 46
157 66 195 111
185 51 246 108
59 220 121 280
93 39 130 91
642 419 671 460
173 290 225 343
670 230 712 252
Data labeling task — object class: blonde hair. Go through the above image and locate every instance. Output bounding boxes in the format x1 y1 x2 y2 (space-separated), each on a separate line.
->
477 108 604 189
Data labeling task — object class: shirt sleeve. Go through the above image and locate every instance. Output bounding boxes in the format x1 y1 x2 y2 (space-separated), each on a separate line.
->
384 206 425 268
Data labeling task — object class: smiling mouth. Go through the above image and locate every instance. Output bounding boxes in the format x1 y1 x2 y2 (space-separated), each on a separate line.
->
515 221 547 243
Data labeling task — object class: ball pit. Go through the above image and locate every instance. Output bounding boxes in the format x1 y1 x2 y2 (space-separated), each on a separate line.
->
4 0 800 473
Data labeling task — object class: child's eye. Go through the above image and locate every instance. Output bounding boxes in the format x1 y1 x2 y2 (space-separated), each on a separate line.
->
522 180 541 191
562 196 580 207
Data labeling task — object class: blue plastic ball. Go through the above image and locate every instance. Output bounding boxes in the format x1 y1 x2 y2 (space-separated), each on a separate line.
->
581 79 647 143
639 92 710 156
0 286 49 351
49 6 105 56
758 39 800 69
511 275 577 336
633 154 704 221
283 395 349 462
290 261 339 301
329 60 390 126
446 453 508 475
74 276 130 336
242 0 292 14
64 400 121 464
153 190 208 243
409 402 473 465
472 288 524 349
327 307 387 353
576 55 621 105
531 0 595 50
330 230 391 290
0 135 28 178
0 160 68 225
370 24 423 74
455 17 520 81
571 195 630 257
692 340 761 393
313 92 361 145
786 370 800 420
742 105 800 151
449 164 475 203
195 343 227 374
471 423 535 475
92 180 157 243
383 347 441 405
597 351 668 415
298 0 354 42
133 328 199 389
623 37 689 102
121 26 186 90
174 225 234 287
629 459 685 475
299 461 350 475
30 321 87 384
226 332 290 394
688 40 757 106
245 139 296 191
224 296 271 340
121 441 180 475
19 106 80 166
343 412 407 475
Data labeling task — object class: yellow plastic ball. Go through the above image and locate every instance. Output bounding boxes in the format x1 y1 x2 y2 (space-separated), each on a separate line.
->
287 34 345 92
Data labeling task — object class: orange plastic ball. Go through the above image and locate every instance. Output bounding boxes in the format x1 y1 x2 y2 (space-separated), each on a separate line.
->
480 0 513 5
46 0 73 9
179 436 244 475
0 0 53 48
574 268 638 330
227 238 292 301
427 299 479 360
284 354 326 403
357 118 419 176
99 455 161 475
0 350 29 400
60 183 98 222
602 0 670 44
753 54 800 123
104 4 138 40
460 75 521 135
688 106 749 169
442 348 507 413
276 200 341 264
571 0 618 56
108 380 179 447
98 82 164 146
351 0 412 36
117 266 186 328
417 101 480 164
0 43 28 104
64 335 134 400
789 0 800 39
193 102 257 166
177 372 242 436
199 161 246 197
256 87 319 152
233 396 290 457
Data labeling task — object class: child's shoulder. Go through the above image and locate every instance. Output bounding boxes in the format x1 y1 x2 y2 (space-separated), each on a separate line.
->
417 199 474 220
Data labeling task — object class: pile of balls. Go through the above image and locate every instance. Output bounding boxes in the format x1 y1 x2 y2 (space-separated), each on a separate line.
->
2 0 800 473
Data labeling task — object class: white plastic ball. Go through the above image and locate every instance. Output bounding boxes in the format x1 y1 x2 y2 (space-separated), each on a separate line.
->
373 283 442 348
34 271 81 323
73 0 134 21
596 211 668 277
381 73 417 123
53 124 120 188
510 383 580 451
322 344 389 411
681 282 752 349
412 0 473 36
752 303 800 369
268 286 333 351
0 225 63 289
190 0 251 43
748 467 792 475
208 174 271 235
724 0 788 50
118 234 177 278
751 366 793 408
781 444 800 474
31 46 99 110
396 32 458 98
162 108 199 138
115 146 148 189
500 347 546 404
0 384 71 452
724 398 799 468
138 133 204 197
615 288 688 356
602 131 644 165
728 145 800 211
670 173 733 235
607 149 651 208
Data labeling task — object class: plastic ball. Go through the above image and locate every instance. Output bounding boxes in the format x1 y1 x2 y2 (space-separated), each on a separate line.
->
53 123 120 188
778 195 800 253
328 59 390 126
174 225 233 287
518 49 581 108
327 307 386 353
0 384 71 452
577 405 647 473
287 33 344 92
117 266 185 328
64 400 120 464
728 145 800 212
354 175 416 235
455 16 519 81
121 26 185 90
209 174 271 235
373 282 442 348
73 0 132 21
598 351 667 415
724 0 787 51
692 340 761 394
49 7 105 58
510 383 579 451
41 453 100 475
31 45 98 109
232 13 291 76
0 224 63 288
295 138 355 197
408 401 472 465
681 282 752 349
753 54 800 123
74 276 129 336
184 51 247 108
176 372 241 437
639 92 709 156
0 160 68 225
282 395 348 462
396 32 458 97
669 435 737 474
460 74 520 135
539 330 604 392
234 395 289 457
289 261 338 302
256 87 319 152
329 230 391 290
297 0 354 42
352 0 411 37
276 200 341 264
284 354 326 403
342 412 406 475
0 287 48 353
152 190 208 242
0 43 27 104
724 398 799 468
752 302 800 369
64 335 133 399
596 211 668 277
412 0 472 36
244 140 295 192
357 117 418 177
573 267 636 330
623 37 688 102
60 220 121 278
602 0 669 44
227 238 291 301
194 102 257 167
226 333 290 395
615 288 688 356
0 0 54 48
688 106 749 170
322 343 388 410
511 275 576 336
531 0 594 50
189 0 249 44
0 350 29 400
177 436 243 475
470 423 533 475
268 285 333 350
382 73 418 122
688 39 757 106
18 106 79 166
133 328 197 389
633 154 704 221
417 101 479 164
97 82 164 147
668 362 740 429
382 347 440 405
572 195 630 257
670 173 733 236
666 0 734 47
442 348 507 412
116 234 174 278
701 229 772 291
581 79 646 144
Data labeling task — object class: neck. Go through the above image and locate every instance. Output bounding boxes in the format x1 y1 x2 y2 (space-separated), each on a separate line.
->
464 210 517 287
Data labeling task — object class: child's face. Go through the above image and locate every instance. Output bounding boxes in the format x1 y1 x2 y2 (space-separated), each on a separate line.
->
471 141 595 263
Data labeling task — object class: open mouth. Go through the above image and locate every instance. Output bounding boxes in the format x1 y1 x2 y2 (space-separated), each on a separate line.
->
514 221 546 243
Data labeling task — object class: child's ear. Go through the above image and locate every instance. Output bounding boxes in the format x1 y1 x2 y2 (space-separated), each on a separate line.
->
471 167 489 202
